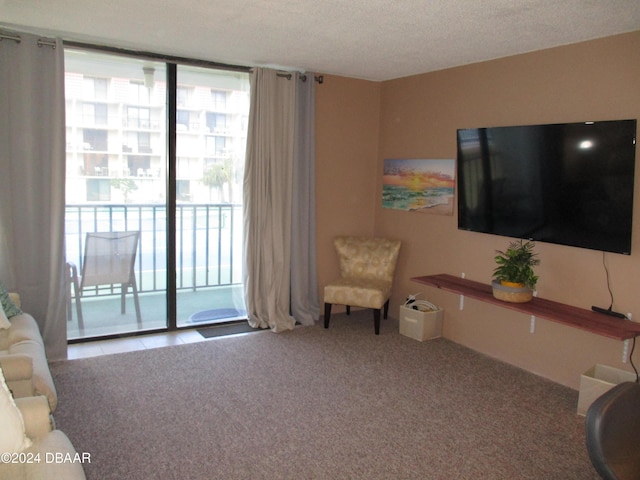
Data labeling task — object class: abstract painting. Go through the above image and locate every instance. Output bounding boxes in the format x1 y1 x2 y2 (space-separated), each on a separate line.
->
382 158 455 215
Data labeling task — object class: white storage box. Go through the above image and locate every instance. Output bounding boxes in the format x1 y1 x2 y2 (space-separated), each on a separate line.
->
577 364 636 416
399 305 443 341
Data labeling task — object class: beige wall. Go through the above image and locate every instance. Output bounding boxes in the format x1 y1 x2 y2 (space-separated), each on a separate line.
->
315 75 381 310
316 31 640 389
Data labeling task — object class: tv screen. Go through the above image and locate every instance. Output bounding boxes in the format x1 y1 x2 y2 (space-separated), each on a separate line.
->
457 119 637 254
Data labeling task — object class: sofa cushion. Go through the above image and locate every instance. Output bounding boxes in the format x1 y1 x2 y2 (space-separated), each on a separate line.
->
6 313 44 347
0 312 44 353
8 341 57 412
0 367 32 454
0 283 22 318
0 431 87 480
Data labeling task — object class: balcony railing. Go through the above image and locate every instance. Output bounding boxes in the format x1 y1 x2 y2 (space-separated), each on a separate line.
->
65 203 243 299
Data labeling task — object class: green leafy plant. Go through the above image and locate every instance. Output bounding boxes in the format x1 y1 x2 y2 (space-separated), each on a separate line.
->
493 240 540 289
110 178 138 203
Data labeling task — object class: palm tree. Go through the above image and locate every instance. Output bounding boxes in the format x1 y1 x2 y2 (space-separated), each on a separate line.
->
202 159 233 203
110 178 138 203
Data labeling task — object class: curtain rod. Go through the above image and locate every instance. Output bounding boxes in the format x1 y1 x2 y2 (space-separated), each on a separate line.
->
276 71 324 84
65 41 252 74
68 41 324 83
0 31 57 48
4 33 322 81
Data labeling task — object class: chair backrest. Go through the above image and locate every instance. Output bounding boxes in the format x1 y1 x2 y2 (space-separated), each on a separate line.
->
334 236 401 283
585 381 640 480
80 231 140 288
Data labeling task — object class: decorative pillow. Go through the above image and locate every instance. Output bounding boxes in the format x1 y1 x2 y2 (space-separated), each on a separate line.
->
0 304 10 329
0 367 32 453
0 282 22 318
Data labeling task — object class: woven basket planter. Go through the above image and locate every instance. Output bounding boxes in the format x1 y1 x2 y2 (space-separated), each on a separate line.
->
491 280 533 303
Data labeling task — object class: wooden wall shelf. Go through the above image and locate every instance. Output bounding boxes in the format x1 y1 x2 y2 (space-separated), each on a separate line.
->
411 274 640 341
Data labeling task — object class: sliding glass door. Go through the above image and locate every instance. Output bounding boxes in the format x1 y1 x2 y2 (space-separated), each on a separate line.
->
64 49 249 340
174 66 248 327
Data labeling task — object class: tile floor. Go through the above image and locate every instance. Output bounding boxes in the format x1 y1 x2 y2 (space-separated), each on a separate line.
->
66 328 250 360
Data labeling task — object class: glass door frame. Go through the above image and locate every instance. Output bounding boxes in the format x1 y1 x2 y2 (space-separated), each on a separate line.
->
65 43 250 342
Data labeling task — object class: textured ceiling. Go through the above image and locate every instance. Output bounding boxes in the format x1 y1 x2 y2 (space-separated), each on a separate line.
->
1 0 639 81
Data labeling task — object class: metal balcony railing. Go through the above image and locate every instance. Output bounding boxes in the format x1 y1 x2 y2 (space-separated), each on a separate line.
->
65 203 243 299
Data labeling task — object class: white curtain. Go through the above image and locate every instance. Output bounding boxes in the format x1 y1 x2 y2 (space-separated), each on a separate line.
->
0 31 67 360
243 68 319 332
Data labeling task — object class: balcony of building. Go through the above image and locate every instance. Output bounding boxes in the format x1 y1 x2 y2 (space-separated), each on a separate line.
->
66 203 245 341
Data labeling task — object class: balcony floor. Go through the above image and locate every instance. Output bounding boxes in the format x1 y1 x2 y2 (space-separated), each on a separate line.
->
67 284 245 340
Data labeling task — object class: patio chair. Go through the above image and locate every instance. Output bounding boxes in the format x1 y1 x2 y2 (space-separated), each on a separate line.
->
67 231 142 330
323 236 401 335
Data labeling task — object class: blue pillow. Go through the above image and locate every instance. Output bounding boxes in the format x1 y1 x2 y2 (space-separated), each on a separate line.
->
0 282 22 318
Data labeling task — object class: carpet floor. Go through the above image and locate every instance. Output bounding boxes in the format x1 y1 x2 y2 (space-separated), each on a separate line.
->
50 311 599 480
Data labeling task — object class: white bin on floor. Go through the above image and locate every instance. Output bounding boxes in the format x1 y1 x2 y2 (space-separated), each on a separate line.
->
399 305 443 341
577 364 636 416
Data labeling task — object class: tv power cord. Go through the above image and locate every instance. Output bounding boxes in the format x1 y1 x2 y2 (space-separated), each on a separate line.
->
591 252 631 319
404 293 439 312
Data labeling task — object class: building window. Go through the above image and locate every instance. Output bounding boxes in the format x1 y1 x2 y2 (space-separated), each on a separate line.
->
128 81 149 104
206 136 228 156
211 90 226 110
138 132 151 153
86 178 111 201
206 113 227 132
177 110 190 131
177 87 190 107
82 103 108 126
83 153 109 176
83 129 108 151
127 107 150 129
83 77 108 101
176 180 191 201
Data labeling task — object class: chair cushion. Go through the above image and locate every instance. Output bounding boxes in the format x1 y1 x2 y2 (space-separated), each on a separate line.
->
335 237 401 283
324 277 392 309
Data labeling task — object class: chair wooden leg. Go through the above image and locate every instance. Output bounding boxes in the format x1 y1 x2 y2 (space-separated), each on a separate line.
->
346 305 351 315
373 308 381 335
324 303 332 329
383 299 390 319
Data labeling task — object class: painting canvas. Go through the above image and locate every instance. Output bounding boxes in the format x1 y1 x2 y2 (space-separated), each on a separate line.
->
382 159 455 215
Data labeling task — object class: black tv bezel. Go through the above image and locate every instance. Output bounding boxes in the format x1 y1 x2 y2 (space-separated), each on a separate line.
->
456 119 637 255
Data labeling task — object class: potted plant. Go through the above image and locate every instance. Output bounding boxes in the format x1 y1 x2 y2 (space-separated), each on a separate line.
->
492 240 540 303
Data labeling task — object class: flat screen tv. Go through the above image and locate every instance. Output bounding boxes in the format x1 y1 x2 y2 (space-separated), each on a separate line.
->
457 119 637 254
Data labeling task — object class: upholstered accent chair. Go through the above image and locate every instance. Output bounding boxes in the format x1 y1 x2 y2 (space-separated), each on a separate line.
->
585 381 640 480
324 236 401 335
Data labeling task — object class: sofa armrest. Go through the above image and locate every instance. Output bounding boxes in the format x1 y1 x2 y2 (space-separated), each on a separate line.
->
0 353 34 380
15 396 53 441
8 292 21 309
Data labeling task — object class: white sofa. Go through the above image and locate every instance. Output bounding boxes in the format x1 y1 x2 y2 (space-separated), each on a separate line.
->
0 370 86 480
0 293 57 411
